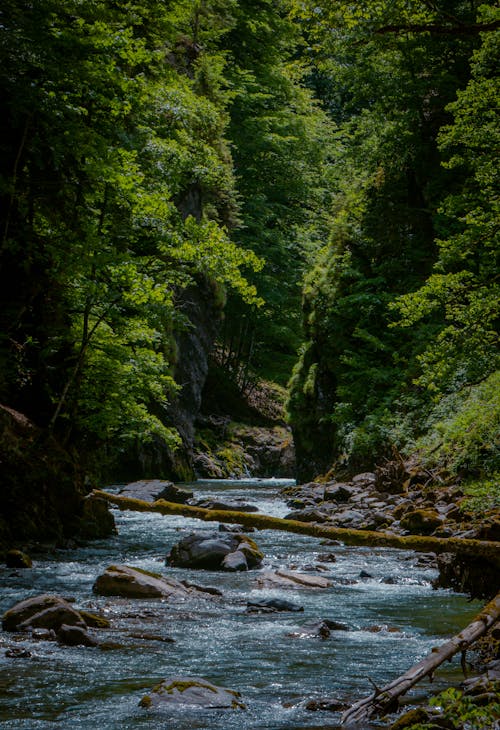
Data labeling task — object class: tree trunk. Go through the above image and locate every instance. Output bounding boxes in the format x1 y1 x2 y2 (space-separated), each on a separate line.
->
341 591 500 725
89 490 500 568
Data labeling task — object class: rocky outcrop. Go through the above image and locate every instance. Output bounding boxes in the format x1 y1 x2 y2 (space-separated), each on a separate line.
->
167 531 263 571
193 421 295 479
139 676 245 709
0 405 99 547
93 564 215 600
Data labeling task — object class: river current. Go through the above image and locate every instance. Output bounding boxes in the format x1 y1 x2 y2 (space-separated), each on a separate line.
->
0 478 480 729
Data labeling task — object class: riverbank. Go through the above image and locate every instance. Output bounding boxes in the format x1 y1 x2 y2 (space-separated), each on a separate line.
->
1 478 498 729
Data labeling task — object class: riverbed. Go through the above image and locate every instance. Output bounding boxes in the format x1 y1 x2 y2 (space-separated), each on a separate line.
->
0 478 480 729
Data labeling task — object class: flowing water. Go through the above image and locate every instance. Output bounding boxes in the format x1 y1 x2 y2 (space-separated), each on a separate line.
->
0 478 480 729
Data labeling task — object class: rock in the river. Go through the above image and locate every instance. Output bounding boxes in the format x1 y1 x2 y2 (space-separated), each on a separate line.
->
5 550 32 568
117 480 193 503
139 676 245 709
2 594 86 632
283 508 329 523
306 698 348 712
156 483 194 504
167 531 263 570
255 570 331 589
93 564 211 599
188 498 258 512
221 550 248 572
246 598 304 613
57 624 98 647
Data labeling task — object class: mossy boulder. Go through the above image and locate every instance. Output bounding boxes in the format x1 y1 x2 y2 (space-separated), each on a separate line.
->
93 564 211 599
2 594 85 632
139 676 245 709
166 531 263 570
400 509 443 535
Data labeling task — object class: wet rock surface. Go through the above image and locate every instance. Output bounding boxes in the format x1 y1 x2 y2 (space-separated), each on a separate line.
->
139 676 245 709
117 480 193 503
2 594 85 632
254 569 331 589
167 531 263 571
93 564 216 599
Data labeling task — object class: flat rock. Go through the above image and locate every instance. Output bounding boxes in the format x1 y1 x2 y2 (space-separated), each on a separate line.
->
255 570 331 590
93 565 209 600
188 499 258 513
139 676 245 709
246 598 304 613
118 480 193 503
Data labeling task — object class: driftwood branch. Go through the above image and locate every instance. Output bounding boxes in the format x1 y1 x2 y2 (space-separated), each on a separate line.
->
89 490 500 568
341 591 500 725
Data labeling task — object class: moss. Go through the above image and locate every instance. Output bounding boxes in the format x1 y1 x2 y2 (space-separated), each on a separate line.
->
139 695 152 708
163 680 217 695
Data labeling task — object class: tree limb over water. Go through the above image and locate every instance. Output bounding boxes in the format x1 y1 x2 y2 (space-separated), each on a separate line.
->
341 590 500 725
89 490 500 568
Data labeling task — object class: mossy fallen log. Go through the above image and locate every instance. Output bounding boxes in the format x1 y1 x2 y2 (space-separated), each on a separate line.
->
341 590 500 725
89 490 500 568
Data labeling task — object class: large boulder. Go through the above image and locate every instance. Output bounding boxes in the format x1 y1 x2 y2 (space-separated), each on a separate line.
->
139 676 245 709
2 594 86 632
167 531 263 570
93 564 213 599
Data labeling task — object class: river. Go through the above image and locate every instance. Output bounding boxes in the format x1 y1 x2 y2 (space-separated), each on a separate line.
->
0 478 480 729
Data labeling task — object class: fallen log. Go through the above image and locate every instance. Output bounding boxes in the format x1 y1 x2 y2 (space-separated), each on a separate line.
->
341 590 500 725
89 490 500 568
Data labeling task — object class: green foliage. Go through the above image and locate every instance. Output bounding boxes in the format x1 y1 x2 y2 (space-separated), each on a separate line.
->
0 0 263 471
461 473 500 513
406 686 500 730
287 0 499 478
417 372 500 478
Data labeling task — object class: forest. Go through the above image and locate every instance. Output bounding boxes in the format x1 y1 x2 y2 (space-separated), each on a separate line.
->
0 1 499 727
1 0 498 513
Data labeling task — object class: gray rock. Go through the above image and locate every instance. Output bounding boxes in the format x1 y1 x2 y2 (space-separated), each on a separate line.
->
167 531 263 570
324 484 354 503
17 604 86 632
255 570 331 589
246 598 304 613
221 550 248 572
284 508 329 523
139 676 245 709
189 499 258 513
2 594 84 632
93 564 208 600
